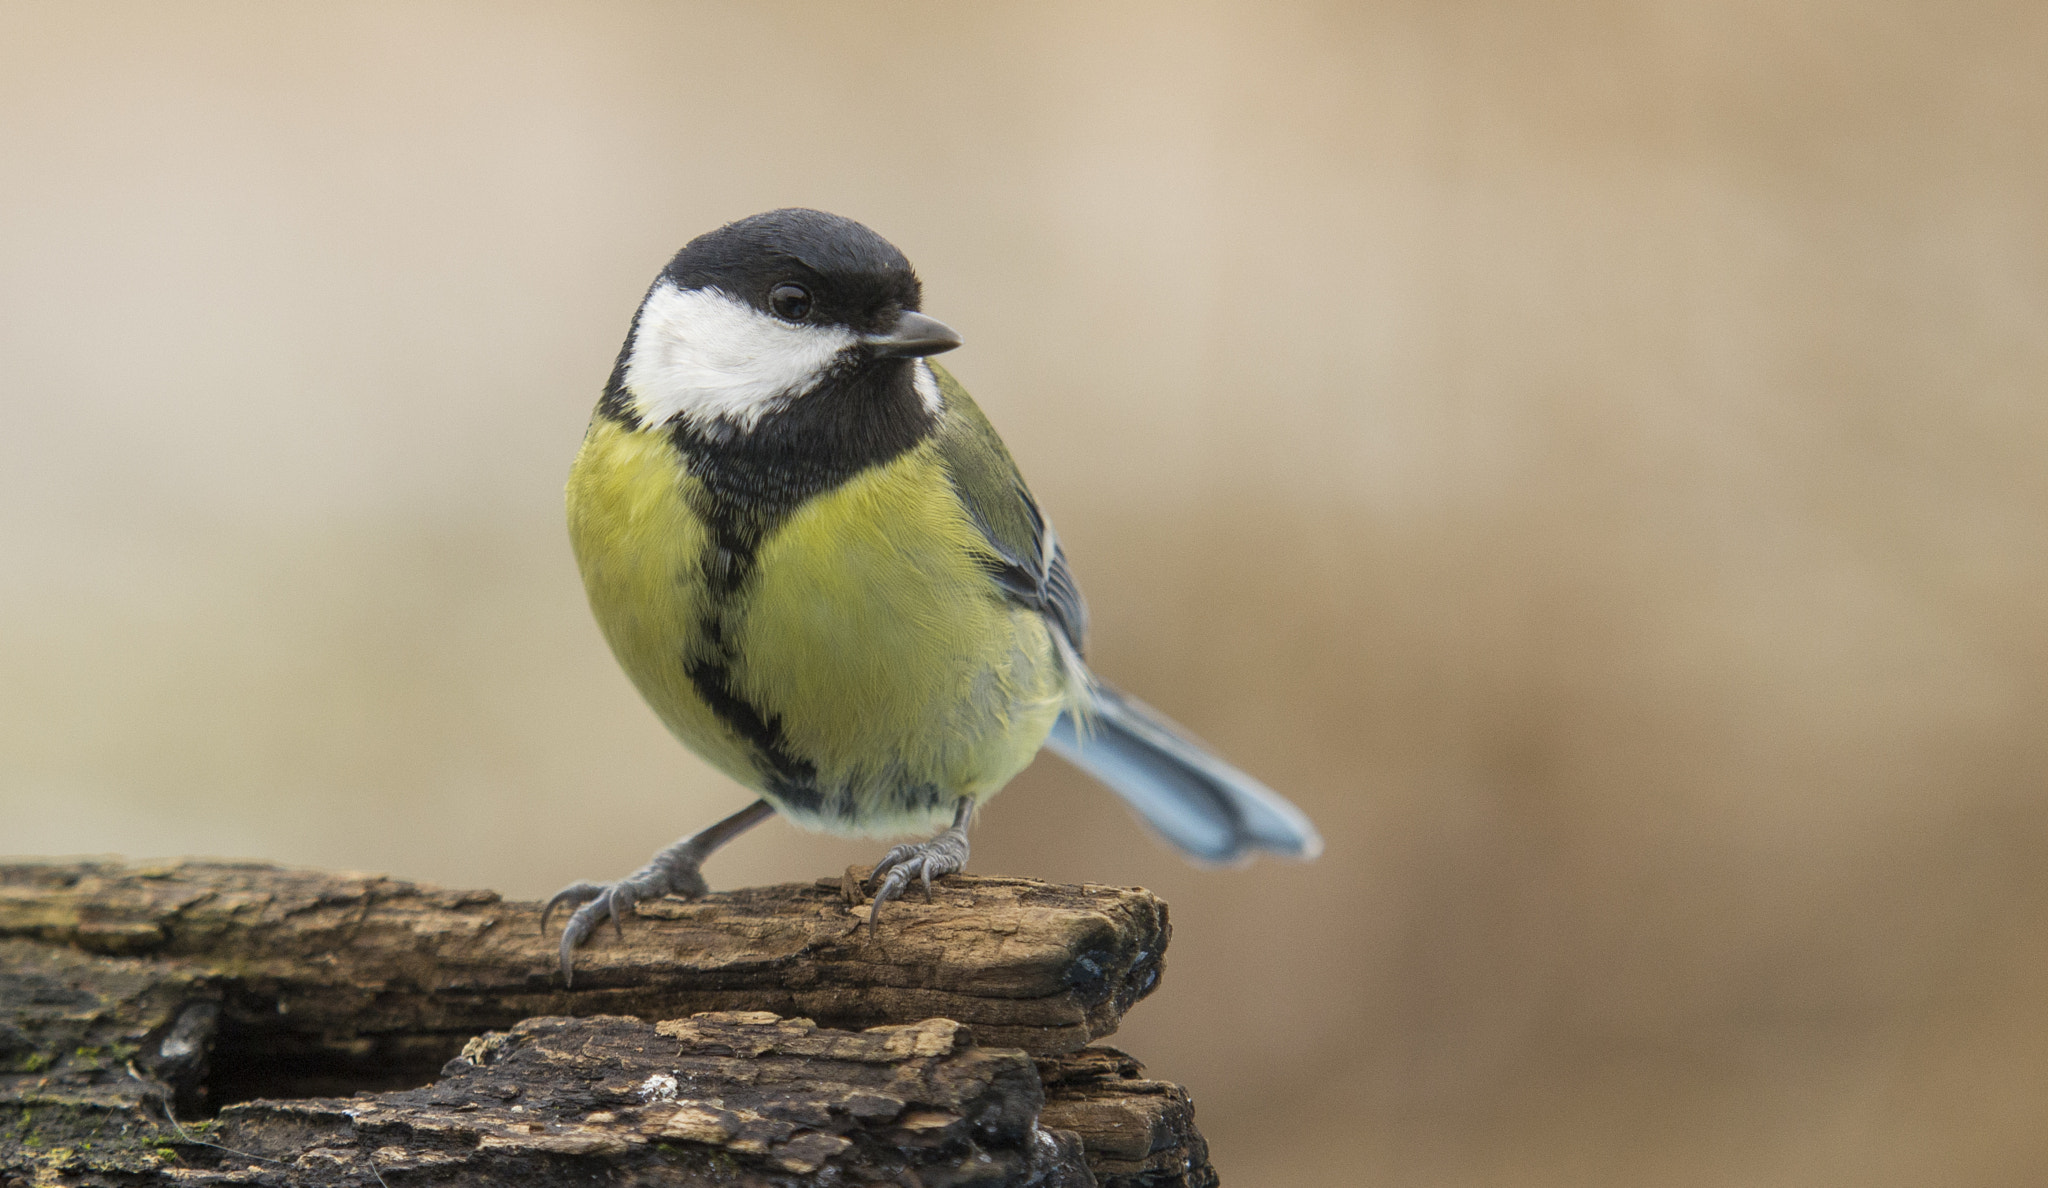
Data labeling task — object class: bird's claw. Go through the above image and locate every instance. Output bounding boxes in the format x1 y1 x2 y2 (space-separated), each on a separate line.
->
864 827 969 927
542 859 709 987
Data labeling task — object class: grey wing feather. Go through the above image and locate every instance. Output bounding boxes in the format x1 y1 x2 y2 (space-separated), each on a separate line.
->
961 486 1089 655
1046 685 1323 864
926 362 1088 653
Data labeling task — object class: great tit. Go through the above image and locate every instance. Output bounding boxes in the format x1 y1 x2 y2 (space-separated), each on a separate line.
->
545 209 1320 981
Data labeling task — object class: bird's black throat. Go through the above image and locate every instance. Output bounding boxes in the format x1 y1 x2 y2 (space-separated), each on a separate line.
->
669 357 938 523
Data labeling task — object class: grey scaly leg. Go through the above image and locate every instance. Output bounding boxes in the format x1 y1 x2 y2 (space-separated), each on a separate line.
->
865 797 974 926
542 798 775 986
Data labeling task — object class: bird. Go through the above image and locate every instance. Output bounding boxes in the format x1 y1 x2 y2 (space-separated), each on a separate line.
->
544 209 1320 983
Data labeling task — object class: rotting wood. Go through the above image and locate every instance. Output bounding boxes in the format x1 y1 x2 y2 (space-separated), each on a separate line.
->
8 1007 1216 1187
220 1012 1095 1187
2 859 1212 1187
1040 1046 1214 1187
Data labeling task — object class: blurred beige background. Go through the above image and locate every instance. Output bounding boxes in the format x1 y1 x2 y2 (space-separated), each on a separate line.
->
4 2 2046 1184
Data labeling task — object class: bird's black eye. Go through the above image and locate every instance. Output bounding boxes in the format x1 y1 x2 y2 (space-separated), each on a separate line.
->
768 283 812 321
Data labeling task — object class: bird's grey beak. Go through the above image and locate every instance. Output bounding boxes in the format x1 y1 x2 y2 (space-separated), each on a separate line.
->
864 311 962 358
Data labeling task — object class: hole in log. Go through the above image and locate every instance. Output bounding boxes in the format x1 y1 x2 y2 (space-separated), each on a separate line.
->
201 1029 459 1107
195 991 461 1110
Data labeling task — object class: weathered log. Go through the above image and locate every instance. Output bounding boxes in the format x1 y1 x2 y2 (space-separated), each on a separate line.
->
220 1013 1092 1187
1038 1047 1212 1188
0 860 1168 1088
1 860 1211 1187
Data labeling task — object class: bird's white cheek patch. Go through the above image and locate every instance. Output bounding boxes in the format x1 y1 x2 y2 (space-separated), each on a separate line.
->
912 360 942 415
623 283 857 430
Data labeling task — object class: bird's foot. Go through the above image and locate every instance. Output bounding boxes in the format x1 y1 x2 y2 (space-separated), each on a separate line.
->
542 850 708 987
864 820 971 927
541 800 775 987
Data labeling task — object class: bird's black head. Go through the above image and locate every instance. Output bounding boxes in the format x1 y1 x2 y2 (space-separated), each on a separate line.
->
661 208 923 338
601 210 964 513
604 208 963 436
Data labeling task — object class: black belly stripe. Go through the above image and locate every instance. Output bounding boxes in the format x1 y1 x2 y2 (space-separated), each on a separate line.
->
630 354 941 812
679 501 823 803
682 655 816 797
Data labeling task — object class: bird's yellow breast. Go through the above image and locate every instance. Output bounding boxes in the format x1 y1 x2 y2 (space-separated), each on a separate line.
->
565 415 1067 834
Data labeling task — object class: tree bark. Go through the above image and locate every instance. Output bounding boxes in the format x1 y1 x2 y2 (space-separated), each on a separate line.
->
1 860 1212 1187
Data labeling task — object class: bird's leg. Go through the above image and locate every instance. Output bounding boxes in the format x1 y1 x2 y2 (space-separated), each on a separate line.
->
542 798 775 985
865 797 974 926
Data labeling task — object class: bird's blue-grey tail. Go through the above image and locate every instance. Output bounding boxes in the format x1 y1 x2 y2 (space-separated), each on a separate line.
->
1045 683 1323 864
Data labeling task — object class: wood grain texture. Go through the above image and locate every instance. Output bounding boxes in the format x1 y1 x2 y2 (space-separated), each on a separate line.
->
1 860 1208 1187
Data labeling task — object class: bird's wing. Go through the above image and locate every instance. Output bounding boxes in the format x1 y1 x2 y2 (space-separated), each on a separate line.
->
926 362 1089 655
925 366 1321 864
